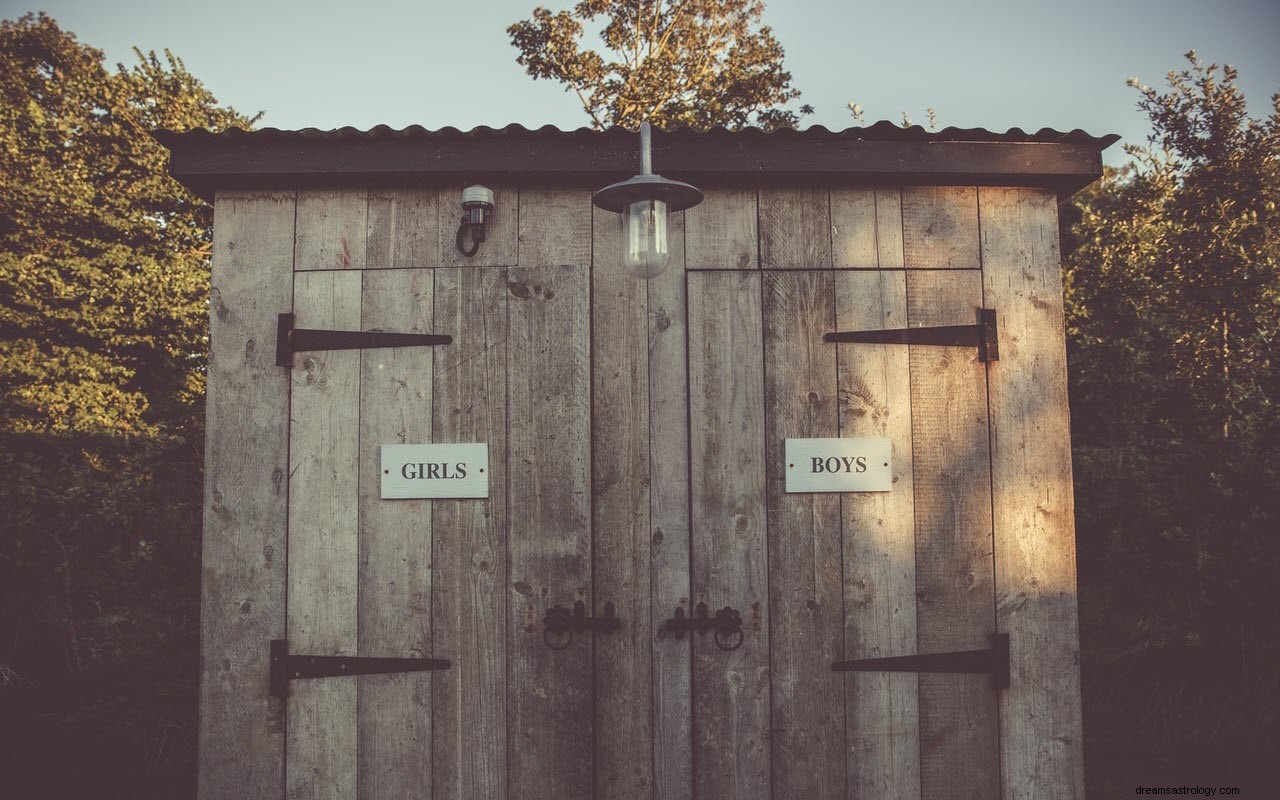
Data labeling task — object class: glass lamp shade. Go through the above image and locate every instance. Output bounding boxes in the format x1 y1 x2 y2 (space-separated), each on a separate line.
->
622 199 670 279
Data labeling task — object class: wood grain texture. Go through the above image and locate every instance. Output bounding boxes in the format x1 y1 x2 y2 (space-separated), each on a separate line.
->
591 205 653 799
831 187 878 268
836 269 920 799
367 189 439 269
684 187 758 269
687 271 770 800
907 267 998 800
356 268 434 798
760 187 832 269
432 267 510 799
295 189 368 271
199 192 294 800
506 263 593 799
286 269 362 800
518 187 592 268
761 270 844 798
901 187 979 268
437 184 518 268
979 187 1085 799
647 212 693 800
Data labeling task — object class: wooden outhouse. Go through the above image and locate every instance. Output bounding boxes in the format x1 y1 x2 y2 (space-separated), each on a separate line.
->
157 122 1117 799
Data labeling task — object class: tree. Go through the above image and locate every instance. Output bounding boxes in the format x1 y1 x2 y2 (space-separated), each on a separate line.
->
0 13 257 792
1063 53 1279 783
508 0 810 129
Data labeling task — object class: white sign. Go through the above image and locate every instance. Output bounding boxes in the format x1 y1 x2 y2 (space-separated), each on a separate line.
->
381 443 489 499
785 437 892 493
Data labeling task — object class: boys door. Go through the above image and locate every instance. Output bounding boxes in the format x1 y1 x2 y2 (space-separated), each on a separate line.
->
685 259 1001 798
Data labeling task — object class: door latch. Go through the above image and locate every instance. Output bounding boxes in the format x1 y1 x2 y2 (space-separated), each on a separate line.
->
824 307 999 362
542 600 622 650
660 602 744 651
269 639 451 699
831 633 1010 689
276 312 453 367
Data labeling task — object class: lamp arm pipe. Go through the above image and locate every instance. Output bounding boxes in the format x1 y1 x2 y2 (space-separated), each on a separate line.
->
639 121 652 176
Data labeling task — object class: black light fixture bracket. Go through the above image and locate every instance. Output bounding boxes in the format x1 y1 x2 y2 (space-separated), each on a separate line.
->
831 632 1010 689
824 308 1000 362
660 602 744 651
275 312 452 367
543 600 623 650
269 639 451 700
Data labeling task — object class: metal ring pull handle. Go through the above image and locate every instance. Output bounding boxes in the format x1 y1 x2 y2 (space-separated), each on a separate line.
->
711 607 744 651
543 623 573 651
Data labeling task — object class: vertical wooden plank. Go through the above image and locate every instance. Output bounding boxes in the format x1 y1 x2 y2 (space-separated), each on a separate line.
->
356 268 434 798
367 189 439 269
518 187 592 268
759 188 832 269
591 206 652 798
901 187 979 268
507 263 592 799
761 270 844 798
287 269 362 800
875 188 906 269
648 212 692 800
980 187 1085 798
199 192 294 800
907 264 998 799
432 267 509 799
687 271 770 800
836 263 920 795
831 187 878 268
684 187 758 269
295 189 368 271
436 184 519 268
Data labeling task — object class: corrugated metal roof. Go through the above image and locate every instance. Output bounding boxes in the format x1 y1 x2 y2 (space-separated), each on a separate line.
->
153 121 1119 200
153 121 1120 148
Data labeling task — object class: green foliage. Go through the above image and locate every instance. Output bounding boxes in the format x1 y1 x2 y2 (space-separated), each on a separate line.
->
508 0 810 129
0 13 255 791
1064 53 1280 781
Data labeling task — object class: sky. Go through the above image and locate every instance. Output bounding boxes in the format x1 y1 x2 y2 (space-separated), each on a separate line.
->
5 0 1279 165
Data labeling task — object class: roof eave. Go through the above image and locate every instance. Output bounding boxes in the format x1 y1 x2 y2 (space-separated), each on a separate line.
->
155 130 1111 202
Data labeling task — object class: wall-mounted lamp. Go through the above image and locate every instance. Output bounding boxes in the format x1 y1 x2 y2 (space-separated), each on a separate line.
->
592 123 703 278
456 185 495 257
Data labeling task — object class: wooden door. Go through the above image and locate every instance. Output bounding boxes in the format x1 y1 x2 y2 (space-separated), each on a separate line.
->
278 188 596 799
684 235 1001 797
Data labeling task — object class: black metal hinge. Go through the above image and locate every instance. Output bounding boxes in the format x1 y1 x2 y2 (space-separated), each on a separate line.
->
660 603 744 651
824 308 999 362
542 600 622 650
269 639 451 699
831 633 1010 689
275 312 453 367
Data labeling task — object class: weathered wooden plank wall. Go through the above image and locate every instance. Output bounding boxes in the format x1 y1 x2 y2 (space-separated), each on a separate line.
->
287 266 362 799
980 187 1085 798
901 188 999 800
759 188 844 797
507 188 594 799
431 266 510 800
832 188 921 798
687 270 771 800
199 192 294 800
356 268 434 798
591 204 654 798
647 212 693 800
201 180 1084 800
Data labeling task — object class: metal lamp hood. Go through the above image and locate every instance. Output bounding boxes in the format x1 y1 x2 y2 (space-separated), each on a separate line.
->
591 123 704 213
